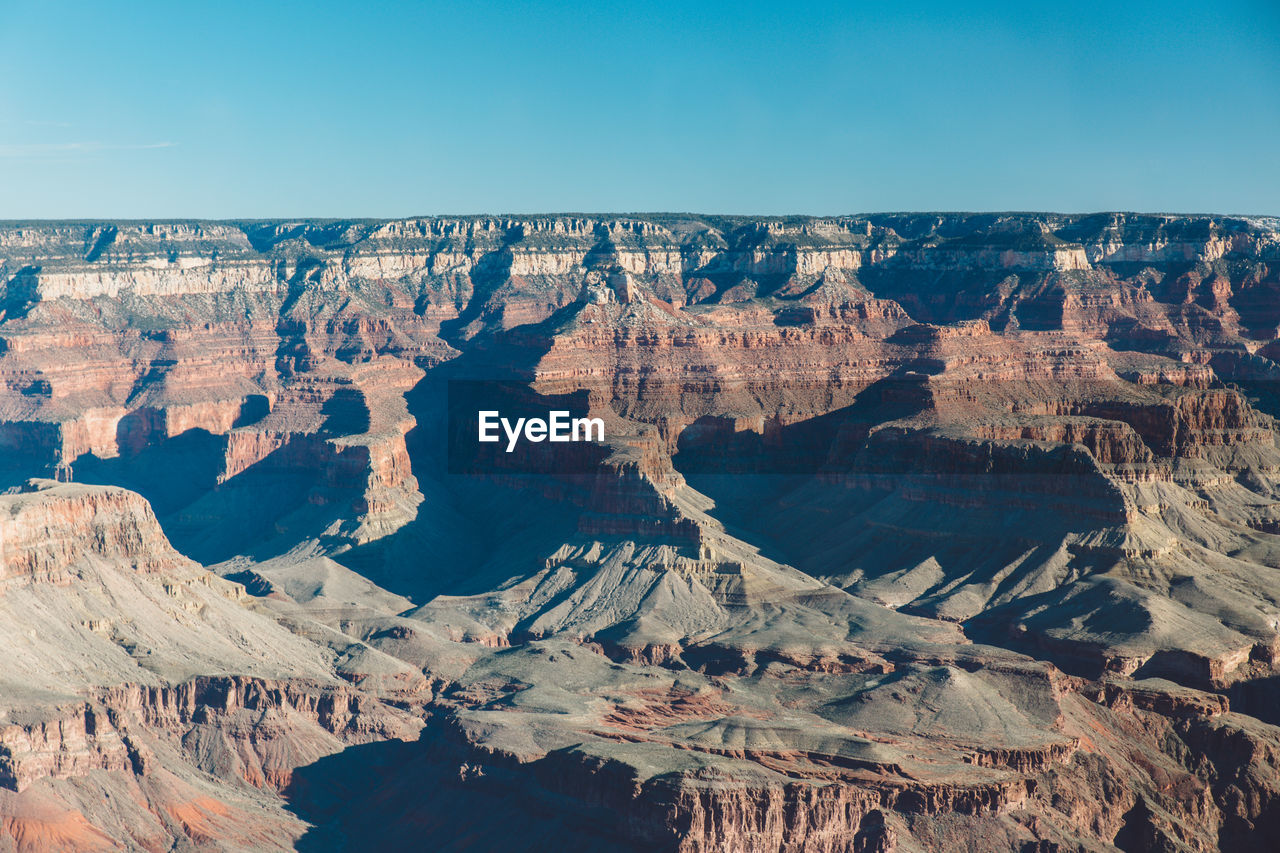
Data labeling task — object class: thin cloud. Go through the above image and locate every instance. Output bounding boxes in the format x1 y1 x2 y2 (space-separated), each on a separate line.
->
0 140 177 157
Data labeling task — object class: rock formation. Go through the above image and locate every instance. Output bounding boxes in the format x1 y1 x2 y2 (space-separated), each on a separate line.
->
0 213 1279 850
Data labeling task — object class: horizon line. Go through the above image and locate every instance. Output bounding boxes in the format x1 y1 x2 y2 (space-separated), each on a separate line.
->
0 210 1277 225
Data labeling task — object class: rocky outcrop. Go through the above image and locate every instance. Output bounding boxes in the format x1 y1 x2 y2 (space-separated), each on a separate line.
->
0 479 423 850
0 676 419 793
0 480 192 580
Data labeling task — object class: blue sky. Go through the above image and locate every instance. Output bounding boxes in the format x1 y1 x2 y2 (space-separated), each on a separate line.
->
0 0 1277 218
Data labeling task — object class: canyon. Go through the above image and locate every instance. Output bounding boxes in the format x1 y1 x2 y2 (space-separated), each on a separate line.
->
1 213 1279 850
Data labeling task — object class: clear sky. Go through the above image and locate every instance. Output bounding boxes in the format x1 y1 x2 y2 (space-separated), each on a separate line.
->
1 0 1277 218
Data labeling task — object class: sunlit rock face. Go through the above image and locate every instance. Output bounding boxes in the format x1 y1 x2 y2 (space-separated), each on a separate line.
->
1 213 1280 851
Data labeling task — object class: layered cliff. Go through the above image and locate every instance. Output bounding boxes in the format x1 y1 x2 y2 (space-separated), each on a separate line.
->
2 213 1280 851
0 480 423 850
